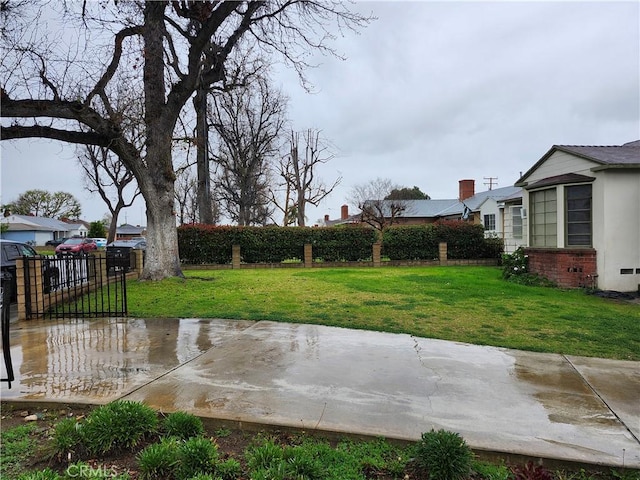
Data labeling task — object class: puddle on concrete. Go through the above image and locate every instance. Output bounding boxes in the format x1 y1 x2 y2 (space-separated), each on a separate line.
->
0 317 254 402
513 352 619 428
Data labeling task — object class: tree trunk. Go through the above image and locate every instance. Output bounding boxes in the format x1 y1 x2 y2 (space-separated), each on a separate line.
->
140 1 183 280
194 85 214 224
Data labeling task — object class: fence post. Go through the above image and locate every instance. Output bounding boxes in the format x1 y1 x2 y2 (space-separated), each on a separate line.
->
372 242 381 267
133 250 144 275
232 245 241 269
439 242 448 266
15 258 27 321
304 244 313 268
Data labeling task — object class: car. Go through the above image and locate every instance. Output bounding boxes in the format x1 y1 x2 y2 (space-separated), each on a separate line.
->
45 237 68 247
106 237 147 250
55 237 98 255
1 239 59 302
92 238 107 248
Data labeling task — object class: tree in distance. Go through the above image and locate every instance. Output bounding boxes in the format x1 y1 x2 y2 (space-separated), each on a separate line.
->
3 189 82 219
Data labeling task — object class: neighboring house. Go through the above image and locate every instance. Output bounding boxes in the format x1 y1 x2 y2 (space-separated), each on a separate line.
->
0 214 87 245
320 180 524 252
515 140 640 291
435 180 523 251
115 223 146 239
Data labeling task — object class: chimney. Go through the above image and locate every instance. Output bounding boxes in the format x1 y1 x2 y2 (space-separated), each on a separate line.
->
324 214 329 222
341 205 349 220
459 179 475 201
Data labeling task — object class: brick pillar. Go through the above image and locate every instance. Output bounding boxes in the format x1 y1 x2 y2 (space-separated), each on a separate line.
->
134 250 144 275
439 242 448 266
16 257 27 320
304 244 313 268
372 243 381 267
232 245 241 269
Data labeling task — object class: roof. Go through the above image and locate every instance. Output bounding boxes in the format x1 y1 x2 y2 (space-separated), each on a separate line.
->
428 186 522 217
517 140 640 185
116 223 146 235
1 215 70 231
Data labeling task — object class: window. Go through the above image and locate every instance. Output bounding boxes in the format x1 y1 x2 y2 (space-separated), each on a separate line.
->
530 188 557 247
512 206 523 239
566 184 592 247
483 214 496 231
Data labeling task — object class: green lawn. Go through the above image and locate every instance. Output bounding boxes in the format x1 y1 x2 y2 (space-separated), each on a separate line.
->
126 266 640 361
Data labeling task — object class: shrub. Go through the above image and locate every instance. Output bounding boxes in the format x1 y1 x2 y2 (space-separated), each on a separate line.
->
215 458 242 480
502 247 529 279
17 469 62 480
415 429 473 480
502 247 555 287
245 438 284 471
82 401 158 455
163 411 205 440
51 417 84 459
137 437 179 480
176 437 219 480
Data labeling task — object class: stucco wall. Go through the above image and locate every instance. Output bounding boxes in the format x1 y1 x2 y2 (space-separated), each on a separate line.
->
598 170 640 291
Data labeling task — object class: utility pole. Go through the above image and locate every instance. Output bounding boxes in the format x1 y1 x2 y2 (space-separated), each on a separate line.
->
484 177 498 190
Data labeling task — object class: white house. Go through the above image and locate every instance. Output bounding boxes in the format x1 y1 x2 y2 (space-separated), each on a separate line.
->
515 140 640 292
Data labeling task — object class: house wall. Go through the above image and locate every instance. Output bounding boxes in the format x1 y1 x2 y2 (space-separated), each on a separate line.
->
521 150 640 291
1 231 35 244
502 201 526 253
597 170 640 291
479 199 500 237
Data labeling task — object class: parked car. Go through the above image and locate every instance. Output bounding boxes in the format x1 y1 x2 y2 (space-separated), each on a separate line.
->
1 239 59 302
106 237 147 250
45 237 68 247
92 238 107 248
55 237 98 255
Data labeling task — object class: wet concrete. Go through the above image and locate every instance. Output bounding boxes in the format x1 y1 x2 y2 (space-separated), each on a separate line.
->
1 318 639 468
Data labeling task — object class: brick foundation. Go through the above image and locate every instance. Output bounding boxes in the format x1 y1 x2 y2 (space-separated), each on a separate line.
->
524 248 597 289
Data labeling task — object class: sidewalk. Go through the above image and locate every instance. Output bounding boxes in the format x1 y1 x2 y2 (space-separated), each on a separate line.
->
1 316 639 469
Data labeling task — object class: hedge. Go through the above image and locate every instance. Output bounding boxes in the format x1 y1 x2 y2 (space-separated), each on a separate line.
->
177 225 378 264
177 221 503 265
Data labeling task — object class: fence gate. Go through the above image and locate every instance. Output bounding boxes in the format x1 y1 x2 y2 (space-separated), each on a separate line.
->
23 254 128 319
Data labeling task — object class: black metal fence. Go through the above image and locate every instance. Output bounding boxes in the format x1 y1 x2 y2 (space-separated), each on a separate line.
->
23 254 127 319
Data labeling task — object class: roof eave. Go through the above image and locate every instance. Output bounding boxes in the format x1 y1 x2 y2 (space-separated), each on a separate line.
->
591 164 640 172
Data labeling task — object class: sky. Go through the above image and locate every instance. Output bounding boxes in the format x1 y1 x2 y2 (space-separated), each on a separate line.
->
1 1 639 226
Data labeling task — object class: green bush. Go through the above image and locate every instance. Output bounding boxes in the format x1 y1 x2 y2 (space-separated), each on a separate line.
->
82 401 158 455
177 225 378 264
502 247 555 287
415 429 473 480
163 412 205 440
176 437 219 480
17 469 62 480
382 221 503 261
52 417 84 459
137 437 179 479
215 458 241 480
245 438 284 471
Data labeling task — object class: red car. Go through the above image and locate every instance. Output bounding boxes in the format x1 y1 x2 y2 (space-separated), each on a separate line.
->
55 237 98 255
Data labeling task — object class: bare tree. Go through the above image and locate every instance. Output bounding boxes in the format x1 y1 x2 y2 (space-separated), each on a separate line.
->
79 146 142 243
1 1 372 280
210 75 287 226
348 178 408 232
274 129 341 226
174 164 220 225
